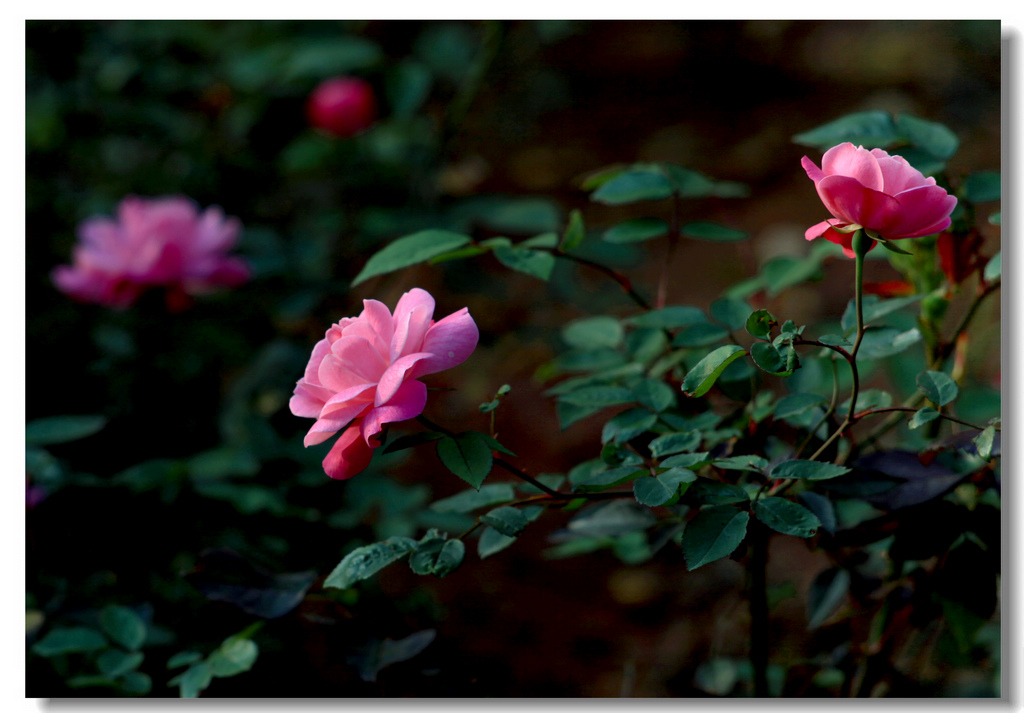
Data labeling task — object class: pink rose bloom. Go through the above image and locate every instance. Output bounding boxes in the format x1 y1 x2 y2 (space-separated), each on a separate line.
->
290 288 479 480
802 142 957 258
52 196 250 309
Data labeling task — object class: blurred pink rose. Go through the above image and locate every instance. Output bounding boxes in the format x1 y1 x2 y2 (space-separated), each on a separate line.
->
306 77 377 138
52 196 250 309
802 142 957 258
291 288 479 480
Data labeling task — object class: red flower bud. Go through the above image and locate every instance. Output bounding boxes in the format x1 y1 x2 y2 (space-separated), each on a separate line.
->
305 77 377 138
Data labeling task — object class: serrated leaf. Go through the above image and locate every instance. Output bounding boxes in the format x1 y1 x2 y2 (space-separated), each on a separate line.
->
770 460 850 481
591 168 673 205
627 305 705 329
774 393 827 420
916 370 959 407
562 315 624 349
100 606 146 651
908 407 941 429
682 506 749 570
745 309 776 338
560 209 585 251
681 221 747 242
492 245 556 281
601 408 658 444
686 479 750 505
25 415 106 446
436 433 493 489
983 252 1001 282
603 217 668 243
672 322 729 348
649 431 701 458
32 627 107 657
633 468 694 507
712 455 768 472
754 497 821 538
323 537 418 589
681 345 747 397
480 506 528 537
807 567 850 630
352 230 471 286
660 452 711 469
382 431 445 454
750 342 793 376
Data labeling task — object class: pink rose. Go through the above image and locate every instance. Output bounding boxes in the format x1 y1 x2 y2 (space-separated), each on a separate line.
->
802 142 957 258
52 196 250 309
306 77 378 138
291 288 479 480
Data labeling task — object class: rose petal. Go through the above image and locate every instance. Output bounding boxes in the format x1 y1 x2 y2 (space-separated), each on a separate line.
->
360 379 428 444
322 423 377 480
816 175 904 234
887 185 958 238
821 143 884 192
375 352 433 407
327 335 388 384
408 308 480 380
801 155 826 183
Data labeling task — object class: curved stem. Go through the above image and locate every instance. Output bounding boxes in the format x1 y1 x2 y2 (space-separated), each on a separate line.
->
854 406 993 432
552 249 651 311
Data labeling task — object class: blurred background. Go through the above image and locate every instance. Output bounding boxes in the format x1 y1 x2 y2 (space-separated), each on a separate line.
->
26 20 1001 697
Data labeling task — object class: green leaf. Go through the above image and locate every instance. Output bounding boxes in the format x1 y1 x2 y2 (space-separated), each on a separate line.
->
436 433 493 489
817 334 851 348
712 455 768 472
479 433 516 457
709 297 751 331
659 164 715 196
25 415 106 446
984 252 1001 283
895 113 959 160
32 627 107 657
750 342 794 376
841 294 922 332
573 466 647 493
989 211 1001 226
916 370 959 407
557 385 634 408
603 217 668 244
963 170 1000 203
386 60 432 118
601 408 658 444
171 662 213 698
745 309 776 338
553 348 626 373
633 468 695 507
672 322 729 348
562 316 624 349
167 651 203 669
798 492 837 535
681 221 747 242
100 606 146 651
492 244 556 281
627 305 705 329
681 345 747 398
351 230 471 286
686 480 750 505
761 255 825 296
480 506 528 537
410 532 465 577
773 393 827 420
974 425 997 460
649 431 701 458
282 37 382 80
560 209 585 251
633 378 675 412
770 460 850 481
207 637 258 678
793 111 899 150
98 650 144 679
382 431 445 454
754 497 821 538
660 452 711 469
591 168 673 205
908 407 941 429
483 199 562 234
682 506 750 570
430 483 515 513
855 328 922 360
567 500 656 537
478 526 517 559
323 537 418 589
807 567 850 629
120 671 152 695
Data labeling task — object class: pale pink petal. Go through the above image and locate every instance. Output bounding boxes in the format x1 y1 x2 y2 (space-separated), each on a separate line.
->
374 352 432 407
804 219 844 242
390 288 436 360
329 335 389 383
322 424 377 480
815 175 904 234
407 308 480 380
359 299 396 347
821 143 884 192
289 384 329 418
304 402 370 446
875 154 933 195
360 380 428 444
801 156 826 183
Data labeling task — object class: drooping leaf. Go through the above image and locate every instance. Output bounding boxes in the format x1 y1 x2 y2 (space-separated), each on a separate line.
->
358 630 436 683
323 537 418 589
681 221 747 242
100 606 146 651
770 460 850 481
807 567 850 629
753 497 821 538
591 168 673 205
916 370 959 407
478 526 517 559
682 506 749 570
409 534 465 577
492 244 556 281
603 217 668 244
974 425 997 460
25 415 106 446
854 450 968 510
352 230 471 286
436 432 493 489
633 468 695 507
681 345 747 398
908 407 941 430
